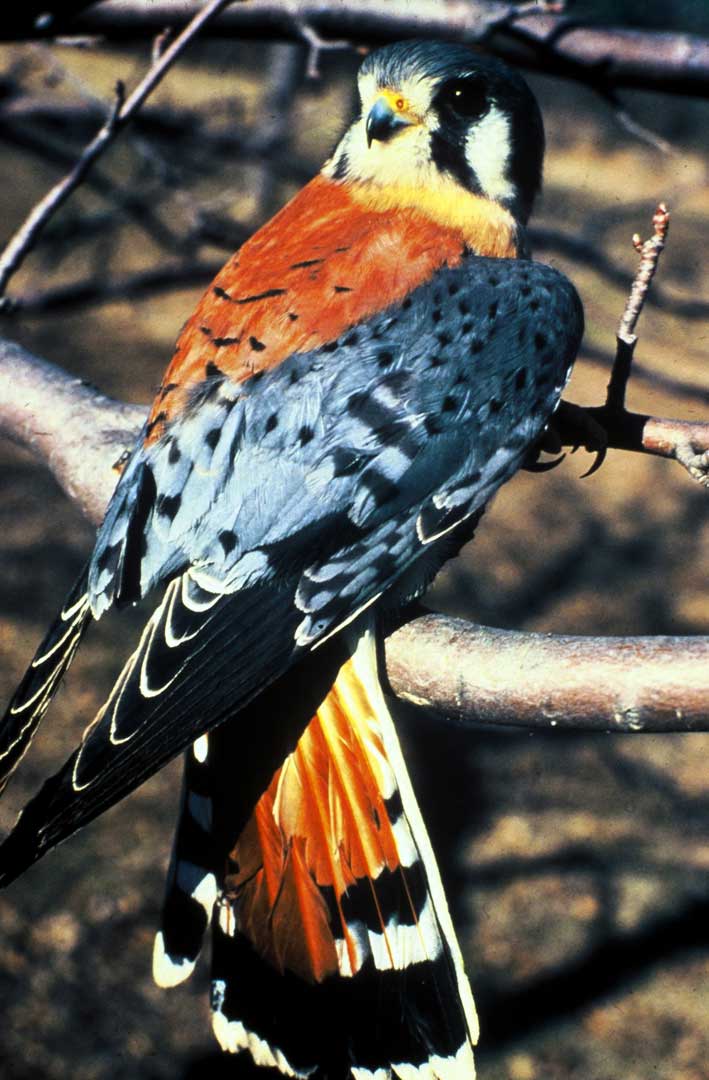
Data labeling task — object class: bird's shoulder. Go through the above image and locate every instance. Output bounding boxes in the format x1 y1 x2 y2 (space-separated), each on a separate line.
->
145 174 471 446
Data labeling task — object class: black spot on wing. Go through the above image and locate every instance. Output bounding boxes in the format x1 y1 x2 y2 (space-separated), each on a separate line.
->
96 541 121 577
219 530 238 556
212 336 241 348
235 288 287 304
360 470 399 509
331 448 366 478
290 258 324 270
157 492 182 522
116 462 157 604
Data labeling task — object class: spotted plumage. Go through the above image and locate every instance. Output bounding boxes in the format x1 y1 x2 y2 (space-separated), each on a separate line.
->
0 39 583 1079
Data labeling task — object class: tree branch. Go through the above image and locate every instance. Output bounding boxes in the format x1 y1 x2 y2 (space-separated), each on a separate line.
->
9 2 709 98
493 13 709 97
386 616 709 732
0 339 145 522
0 0 238 301
1 336 707 731
607 203 670 413
535 204 708 487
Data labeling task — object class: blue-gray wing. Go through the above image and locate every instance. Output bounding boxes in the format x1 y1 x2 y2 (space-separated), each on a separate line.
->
0 255 582 883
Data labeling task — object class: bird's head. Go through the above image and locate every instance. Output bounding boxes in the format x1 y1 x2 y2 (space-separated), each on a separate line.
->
324 41 544 241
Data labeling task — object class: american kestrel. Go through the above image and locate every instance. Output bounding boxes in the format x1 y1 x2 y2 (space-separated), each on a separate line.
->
0 40 583 1079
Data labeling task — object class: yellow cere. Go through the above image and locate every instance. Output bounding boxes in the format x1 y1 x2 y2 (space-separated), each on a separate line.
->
378 87 420 124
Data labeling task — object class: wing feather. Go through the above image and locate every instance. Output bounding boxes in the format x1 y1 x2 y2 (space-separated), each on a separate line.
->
0 569 91 793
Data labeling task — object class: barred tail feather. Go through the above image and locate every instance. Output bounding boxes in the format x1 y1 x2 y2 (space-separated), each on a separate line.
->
155 618 477 1078
153 739 217 988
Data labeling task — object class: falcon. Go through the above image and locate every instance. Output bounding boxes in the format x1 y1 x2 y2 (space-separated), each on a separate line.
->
0 40 583 1079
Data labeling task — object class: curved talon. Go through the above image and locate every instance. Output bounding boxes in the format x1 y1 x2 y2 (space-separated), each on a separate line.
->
525 452 566 473
580 444 607 478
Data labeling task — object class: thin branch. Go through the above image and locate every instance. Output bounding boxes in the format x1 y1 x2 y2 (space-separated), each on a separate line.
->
293 20 352 80
0 0 238 301
11 3 709 98
603 91 677 156
604 205 673 442
0 80 126 300
617 204 671 349
0 118 194 255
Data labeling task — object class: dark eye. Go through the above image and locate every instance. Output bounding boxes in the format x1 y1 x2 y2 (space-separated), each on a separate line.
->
436 78 488 120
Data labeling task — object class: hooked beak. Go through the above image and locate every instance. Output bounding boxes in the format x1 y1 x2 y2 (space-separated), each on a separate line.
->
366 97 415 147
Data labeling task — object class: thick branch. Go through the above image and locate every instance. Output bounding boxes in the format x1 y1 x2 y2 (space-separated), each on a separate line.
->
0 339 145 522
386 616 709 732
493 13 709 97
1 337 707 730
11 3 709 98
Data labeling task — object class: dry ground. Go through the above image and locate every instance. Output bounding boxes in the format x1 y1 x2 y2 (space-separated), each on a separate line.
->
0 38 707 1080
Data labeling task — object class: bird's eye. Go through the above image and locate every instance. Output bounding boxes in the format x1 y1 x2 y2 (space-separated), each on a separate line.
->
436 78 488 121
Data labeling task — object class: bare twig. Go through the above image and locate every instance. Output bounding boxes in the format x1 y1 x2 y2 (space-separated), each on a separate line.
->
604 205 670 421
13 1 546 46
494 13 709 97
0 0 238 302
294 21 352 80
617 203 671 349
0 118 193 255
601 89 677 156
0 80 126 301
580 345 709 406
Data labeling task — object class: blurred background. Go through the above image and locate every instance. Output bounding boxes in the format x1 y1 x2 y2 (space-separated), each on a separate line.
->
0 2 708 1077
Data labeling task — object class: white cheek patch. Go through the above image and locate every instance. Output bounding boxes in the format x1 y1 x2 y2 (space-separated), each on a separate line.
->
465 104 515 204
336 118 435 190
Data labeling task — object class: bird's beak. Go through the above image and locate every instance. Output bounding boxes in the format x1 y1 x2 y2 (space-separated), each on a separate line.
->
366 96 416 147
